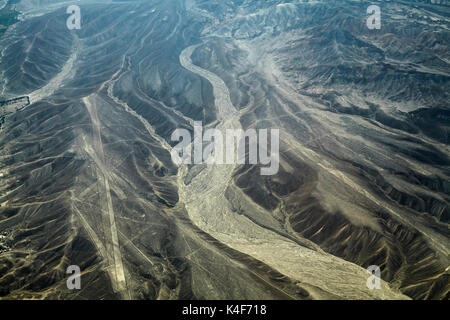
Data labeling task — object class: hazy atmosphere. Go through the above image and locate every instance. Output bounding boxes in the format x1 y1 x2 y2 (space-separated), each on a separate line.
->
0 0 449 301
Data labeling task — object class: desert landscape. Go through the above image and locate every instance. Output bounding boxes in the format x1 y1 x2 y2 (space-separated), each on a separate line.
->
0 0 448 300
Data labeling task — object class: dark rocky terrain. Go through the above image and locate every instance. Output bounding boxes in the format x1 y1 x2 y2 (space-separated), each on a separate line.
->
0 0 448 300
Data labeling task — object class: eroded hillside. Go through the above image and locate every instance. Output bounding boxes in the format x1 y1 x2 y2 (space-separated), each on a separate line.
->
0 0 448 300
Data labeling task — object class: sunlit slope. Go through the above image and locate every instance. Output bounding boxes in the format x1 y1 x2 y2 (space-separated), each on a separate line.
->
0 0 448 299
